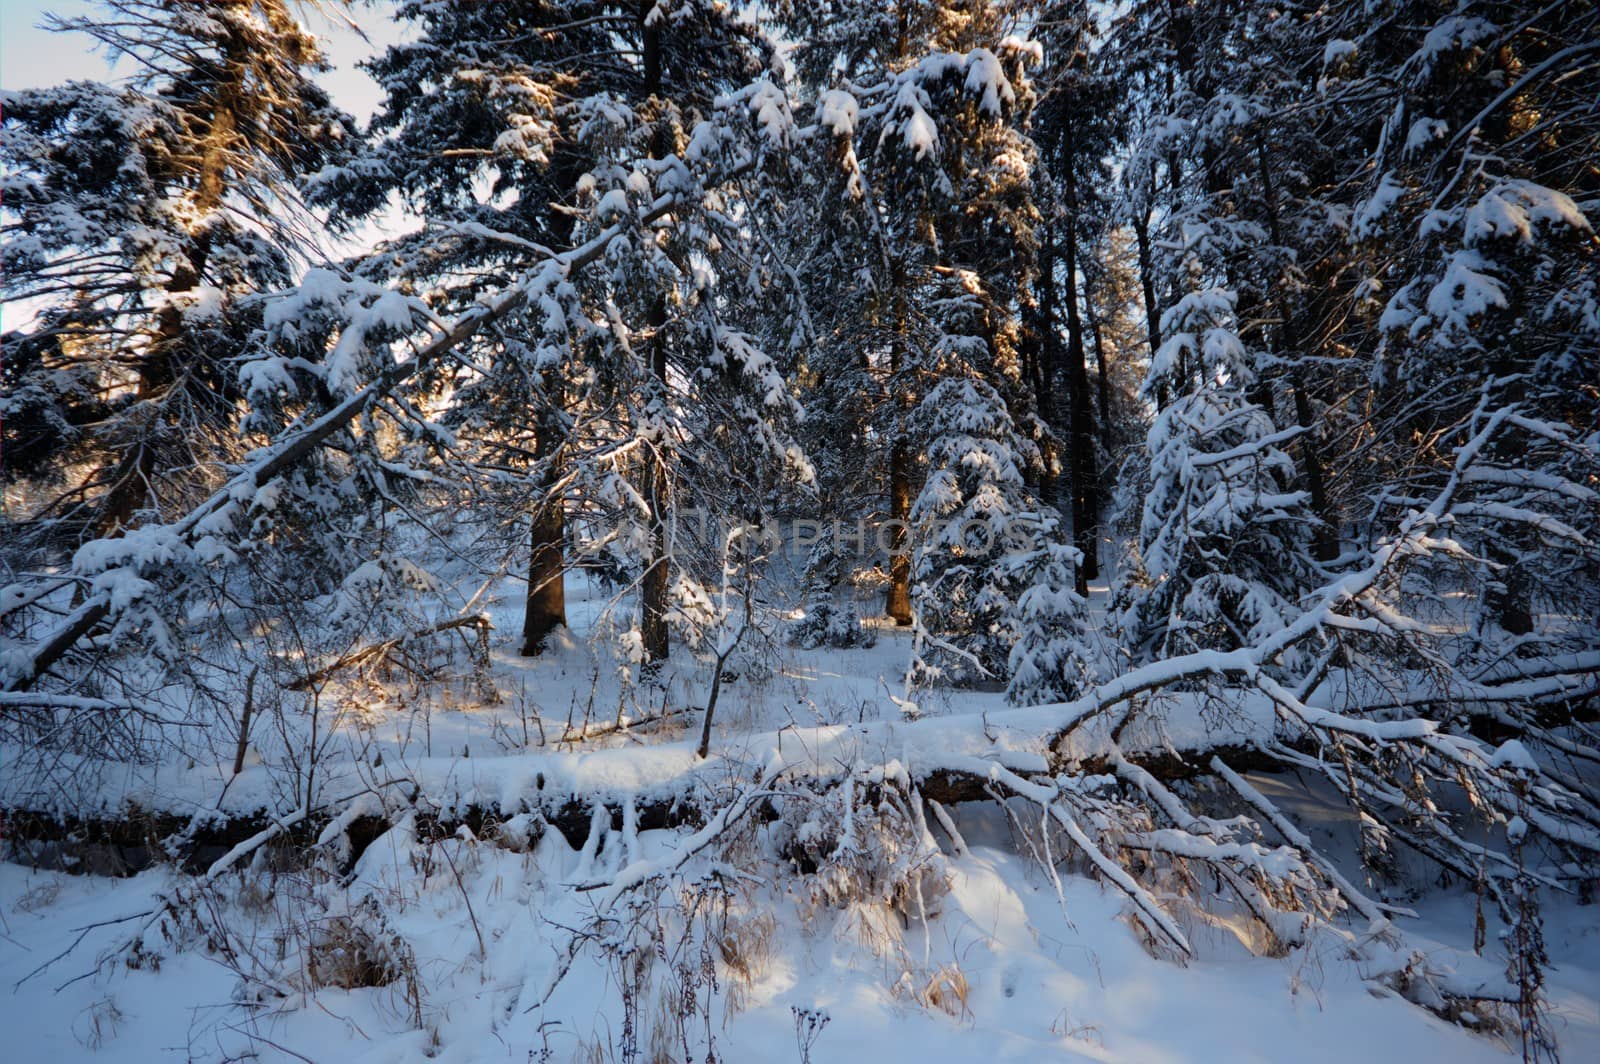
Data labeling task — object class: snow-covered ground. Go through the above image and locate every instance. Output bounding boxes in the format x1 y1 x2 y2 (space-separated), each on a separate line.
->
3 577 1597 1062
3 806 1596 1063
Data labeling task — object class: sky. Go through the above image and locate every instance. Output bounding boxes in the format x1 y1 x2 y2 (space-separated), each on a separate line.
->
0 0 397 118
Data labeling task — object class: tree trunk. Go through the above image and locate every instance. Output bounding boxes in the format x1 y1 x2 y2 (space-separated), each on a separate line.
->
1253 137 1337 562
886 291 913 627
879 21 918 629
522 408 567 655
520 142 586 655
95 39 242 538
1060 168 1099 592
640 312 672 664
1086 281 1113 451
1034 211 1060 512
1133 203 1166 410
886 435 913 626
638 1 672 666
1484 539 1534 636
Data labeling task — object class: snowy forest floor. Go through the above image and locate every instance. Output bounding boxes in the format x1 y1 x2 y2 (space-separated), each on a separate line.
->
3 806 1597 1062
3 575 1598 1062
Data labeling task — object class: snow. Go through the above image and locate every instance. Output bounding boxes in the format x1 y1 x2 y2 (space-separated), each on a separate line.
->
1490 740 1538 773
0 603 1524 857
1416 16 1499 79
595 187 631 222
1324 39 1358 66
1464 180 1592 247
4 810 1595 1063
998 36 1044 65
746 80 796 148
3 551 1598 1060
895 81 940 160
1355 172 1406 238
816 89 859 138
492 113 554 164
0 556 1406 834
1426 251 1509 337
963 49 1014 117
6 4 1600 1061
1405 117 1448 156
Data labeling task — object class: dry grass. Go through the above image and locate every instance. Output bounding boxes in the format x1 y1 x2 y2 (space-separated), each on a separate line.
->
305 901 412 991
905 961 972 1020
716 902 779 1013
72 996 124 1050
10 876 61 913
786 782 949 908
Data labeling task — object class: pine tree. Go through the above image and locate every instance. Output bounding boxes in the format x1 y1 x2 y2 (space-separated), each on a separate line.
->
1031 0 1125 593
1113 286 1319 664
908 375 1039 682
1345 0 1600 651
324 1 797 666
1005 540 1108 704
3 0 358 554
775 1 1046 642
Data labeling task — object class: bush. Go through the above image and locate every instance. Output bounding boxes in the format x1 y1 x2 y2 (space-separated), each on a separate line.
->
786 598 876 650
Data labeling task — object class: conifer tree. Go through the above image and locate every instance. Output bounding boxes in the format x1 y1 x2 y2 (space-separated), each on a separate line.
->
3 0 358 553
324 1 795 665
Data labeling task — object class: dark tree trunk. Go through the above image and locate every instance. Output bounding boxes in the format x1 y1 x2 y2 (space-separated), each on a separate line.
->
640 314 671 663
886 436 913 626
1132 202 1166 410
519 143 587 655
1085 281 1113 451
638 1 671 665
885 292 914 626
1035 215 1059 419
880 20 918 629
1060 167 1099 592
521 407 567 655
1253 137 1337 562
1034 212 1060 510
1484 540 1534 636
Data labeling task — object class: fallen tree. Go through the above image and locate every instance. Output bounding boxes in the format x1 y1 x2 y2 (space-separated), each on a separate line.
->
8 400 1598 906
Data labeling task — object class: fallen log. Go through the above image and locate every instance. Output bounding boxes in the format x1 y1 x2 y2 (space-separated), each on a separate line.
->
1 772 714 876
0 736 1291 878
